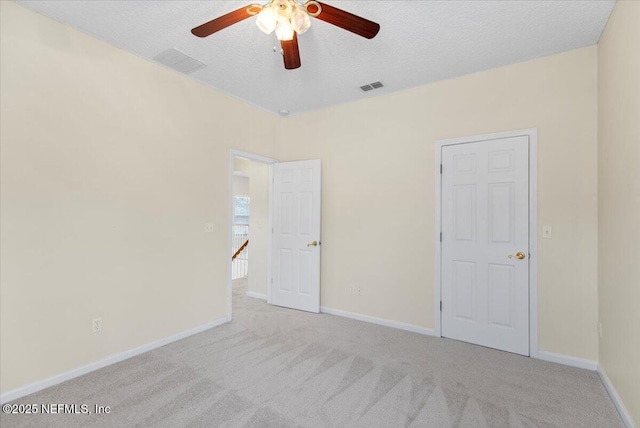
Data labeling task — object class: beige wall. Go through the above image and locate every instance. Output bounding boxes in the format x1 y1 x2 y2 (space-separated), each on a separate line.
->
597 1 640 424
234 158 270 296
0 2 277 394
276 46 600 361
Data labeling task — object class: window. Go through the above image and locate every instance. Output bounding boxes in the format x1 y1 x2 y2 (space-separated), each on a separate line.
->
234 196 250 224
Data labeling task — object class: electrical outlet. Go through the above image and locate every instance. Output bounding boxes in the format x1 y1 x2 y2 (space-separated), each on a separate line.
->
204 223 215 233
357 286 362 296
92 317 102 333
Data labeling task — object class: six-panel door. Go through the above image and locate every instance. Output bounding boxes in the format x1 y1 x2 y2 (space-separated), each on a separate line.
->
271 159 321 313
441 136 530 355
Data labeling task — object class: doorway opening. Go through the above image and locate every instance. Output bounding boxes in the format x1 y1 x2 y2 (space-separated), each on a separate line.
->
228 150 278 321
227 151 323 320
231 175 250 281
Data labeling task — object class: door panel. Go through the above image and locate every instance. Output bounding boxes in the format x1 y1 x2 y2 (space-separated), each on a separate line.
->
454 185 476 241
453 261 476 320
441 136 529 355
488 182 514 243
271 160 321 313
488 263 514 327
278 249 292 292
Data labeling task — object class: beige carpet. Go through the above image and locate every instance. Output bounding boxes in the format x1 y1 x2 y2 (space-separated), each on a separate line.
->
2 278 623 427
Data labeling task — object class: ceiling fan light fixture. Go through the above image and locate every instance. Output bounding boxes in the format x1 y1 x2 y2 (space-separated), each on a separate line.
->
275 20 295 41
256 7 277 34
258 0 310 39
290 7 311 34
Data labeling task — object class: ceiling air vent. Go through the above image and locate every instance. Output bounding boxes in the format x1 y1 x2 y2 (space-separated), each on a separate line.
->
360 81 384 92
153 48 206 75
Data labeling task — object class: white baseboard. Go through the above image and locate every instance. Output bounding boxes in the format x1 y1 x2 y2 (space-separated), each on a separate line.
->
597 364 636 428
536 350 598 371
246 291 267 300
320 306 436 337
0 317 229 404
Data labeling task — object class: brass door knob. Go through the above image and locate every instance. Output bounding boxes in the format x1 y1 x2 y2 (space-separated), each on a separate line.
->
508 252 526 260
307 241 318 247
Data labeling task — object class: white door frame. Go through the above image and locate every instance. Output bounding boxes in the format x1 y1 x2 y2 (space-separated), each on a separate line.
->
227 149 279 321
434 128 538 358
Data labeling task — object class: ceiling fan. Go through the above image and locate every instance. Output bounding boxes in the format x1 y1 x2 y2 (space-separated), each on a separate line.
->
191 0 380 70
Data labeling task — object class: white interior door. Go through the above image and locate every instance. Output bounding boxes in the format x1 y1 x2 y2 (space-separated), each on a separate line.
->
441 136 530 355
271 160 321 313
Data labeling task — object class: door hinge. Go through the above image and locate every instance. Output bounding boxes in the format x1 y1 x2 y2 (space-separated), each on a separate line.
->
440 232 442 242
440 301 443 311
440 164 443 174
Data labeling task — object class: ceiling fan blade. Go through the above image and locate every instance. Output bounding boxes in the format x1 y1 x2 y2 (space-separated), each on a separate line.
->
312 2 380 39
191 6 254 38
281 33 301 70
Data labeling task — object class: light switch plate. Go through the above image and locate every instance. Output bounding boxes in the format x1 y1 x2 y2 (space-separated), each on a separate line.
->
542 226 552 239
92 317 102 333
204 223 215 233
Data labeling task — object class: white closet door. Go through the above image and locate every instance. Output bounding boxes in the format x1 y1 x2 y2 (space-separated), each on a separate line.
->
441 137 530 355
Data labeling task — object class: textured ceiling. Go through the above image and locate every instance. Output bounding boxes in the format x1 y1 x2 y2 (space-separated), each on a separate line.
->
16 0 615 116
